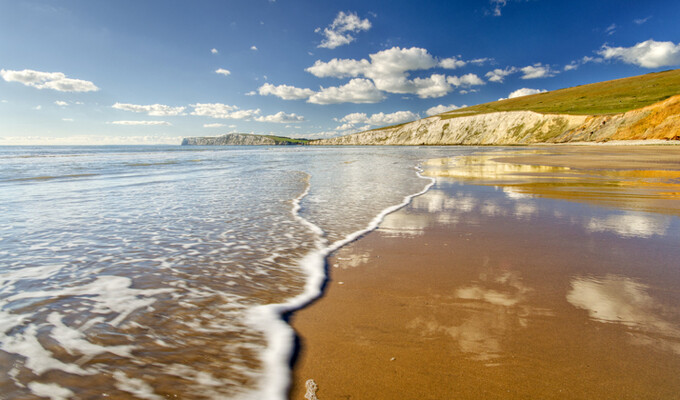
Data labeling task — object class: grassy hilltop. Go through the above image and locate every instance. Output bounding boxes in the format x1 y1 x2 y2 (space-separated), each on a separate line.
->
440 69 680 119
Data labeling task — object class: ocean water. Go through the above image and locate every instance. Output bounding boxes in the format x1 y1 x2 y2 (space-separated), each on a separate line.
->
0 145 475 399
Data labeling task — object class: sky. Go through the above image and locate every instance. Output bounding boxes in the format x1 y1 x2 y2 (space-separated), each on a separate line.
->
1 0 679 145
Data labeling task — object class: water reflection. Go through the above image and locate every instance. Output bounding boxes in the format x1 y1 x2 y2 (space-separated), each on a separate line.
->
423 150 680 217
408 266 552 365
567 275 680 354
586 211 671 238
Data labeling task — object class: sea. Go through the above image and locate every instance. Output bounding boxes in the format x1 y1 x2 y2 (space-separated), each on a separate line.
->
0 145 476 399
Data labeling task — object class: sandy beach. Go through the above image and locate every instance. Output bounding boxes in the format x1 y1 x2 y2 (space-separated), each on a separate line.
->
290 146 680 399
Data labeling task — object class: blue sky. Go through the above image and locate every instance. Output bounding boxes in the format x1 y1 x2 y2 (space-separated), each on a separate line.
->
1 0 679 144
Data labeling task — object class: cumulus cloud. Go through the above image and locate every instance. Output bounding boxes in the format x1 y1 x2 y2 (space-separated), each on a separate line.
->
425 104 466 116
439 57 467 69
258 83 315 100
305 47 484 99
203 123 226 128
316 11 371 49
251 45 258 51
520 63 558 79
338 110 418 126
0 69 99 92
215 68 231 76
598 39 680 68
507 88 547 98
211 48 219 54
190 103 261 120
112 102 186 116
308 78 386 104
485 67 517 82
54 100 69 107
254 111 305 123
110 120 171 126
447 73 485 87
306 58 371 78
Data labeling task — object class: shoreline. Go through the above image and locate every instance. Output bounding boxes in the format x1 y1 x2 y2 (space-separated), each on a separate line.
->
288 146 680 399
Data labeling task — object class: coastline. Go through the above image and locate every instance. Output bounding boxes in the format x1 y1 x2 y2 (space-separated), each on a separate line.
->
289 145 680 399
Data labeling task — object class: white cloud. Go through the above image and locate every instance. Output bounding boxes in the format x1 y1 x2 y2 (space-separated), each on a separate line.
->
258 83 315 100
111 120 171 126
564 55 603 71
190 103 260 120
507 88 547 98
0 69 99 92
250 45 258 51
490 0 507 16
316 11 371 49
34 105 42 110
485 67 517 82
520 63 558 79
605 23 617 36
54 100 69 106
439 57 467 69
203 123 226 128
254 111 305 123
306 58 371 78
425 104 465 116
447 73 485 87
211 48 219 54
306 47 482 99
338 110 418 126
112 102 186 117
215 68 231 76
62 118 74 122
598 39 680 68
634 16 651 25
308 78 386 104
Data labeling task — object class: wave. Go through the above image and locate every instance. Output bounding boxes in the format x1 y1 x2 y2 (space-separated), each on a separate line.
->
247 165 436 400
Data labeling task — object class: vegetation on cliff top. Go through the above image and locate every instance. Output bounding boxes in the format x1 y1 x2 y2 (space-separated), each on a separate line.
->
439 69 680 119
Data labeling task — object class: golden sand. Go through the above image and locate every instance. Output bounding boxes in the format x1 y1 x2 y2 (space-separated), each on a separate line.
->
290 146 680 399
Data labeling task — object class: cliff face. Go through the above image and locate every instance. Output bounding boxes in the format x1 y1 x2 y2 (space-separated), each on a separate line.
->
182 133 304 146
312 95 680 146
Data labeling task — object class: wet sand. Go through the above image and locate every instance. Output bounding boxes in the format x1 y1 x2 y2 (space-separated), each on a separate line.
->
290 146 680 399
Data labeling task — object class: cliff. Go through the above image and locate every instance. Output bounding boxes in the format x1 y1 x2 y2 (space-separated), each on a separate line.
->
312 69 680 146
312 95 680 146
182 133 309 146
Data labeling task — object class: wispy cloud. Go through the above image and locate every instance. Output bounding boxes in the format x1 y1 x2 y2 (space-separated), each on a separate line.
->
316 11 372 49
112 102 186 116
203 123 226 128
110 120 171 126
605 23 617 36
0 69 98 92
215 68 231 76
634 16 651 25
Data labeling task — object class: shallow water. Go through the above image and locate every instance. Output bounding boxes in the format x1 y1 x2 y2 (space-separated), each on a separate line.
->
291 149 680 399
0 145 476 399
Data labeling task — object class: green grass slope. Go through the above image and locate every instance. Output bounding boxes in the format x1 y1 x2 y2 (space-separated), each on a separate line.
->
440 69 680 119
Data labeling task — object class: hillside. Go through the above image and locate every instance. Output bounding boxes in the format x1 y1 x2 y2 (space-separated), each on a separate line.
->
313 69 680 146
182 133 309 146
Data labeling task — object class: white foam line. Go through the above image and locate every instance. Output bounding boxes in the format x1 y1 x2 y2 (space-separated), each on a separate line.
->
247 166 436 400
